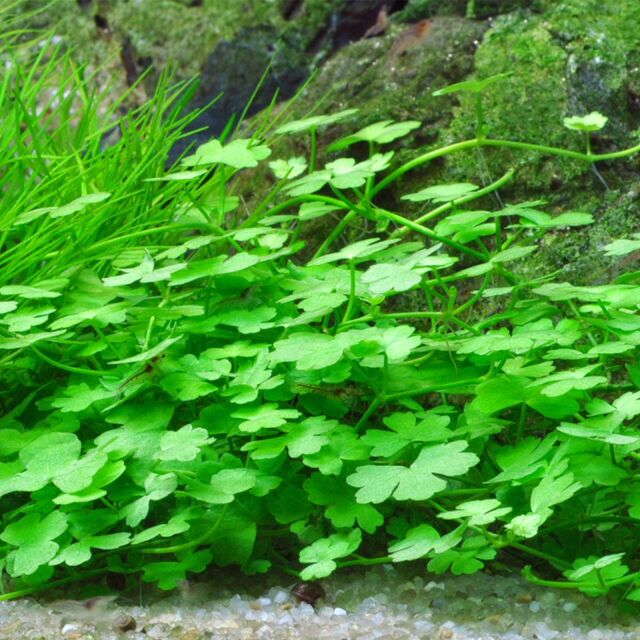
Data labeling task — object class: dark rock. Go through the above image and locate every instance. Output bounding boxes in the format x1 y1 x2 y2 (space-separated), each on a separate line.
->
173 0 407 156
328 1 407 51
169 24 308 159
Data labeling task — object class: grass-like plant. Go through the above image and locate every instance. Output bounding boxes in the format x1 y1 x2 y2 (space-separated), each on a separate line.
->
3 9 640 606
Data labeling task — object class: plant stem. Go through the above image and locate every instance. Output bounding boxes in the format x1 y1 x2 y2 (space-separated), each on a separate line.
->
341 260 357 324
512 543 571 569
392 169 515 235
309 128 318 173
138 505 229 555
30 345 111 376
312 210 357 259
375 208 486 260
369 140 481 199
338 555 391 569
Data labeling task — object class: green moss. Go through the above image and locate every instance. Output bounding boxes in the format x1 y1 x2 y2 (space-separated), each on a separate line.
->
446 0 640 186
443 15 582 194
396 0 540 22
14 0 284 81
278 17 485 142
111 0 284 77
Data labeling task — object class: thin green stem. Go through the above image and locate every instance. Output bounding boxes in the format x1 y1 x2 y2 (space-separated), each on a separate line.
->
312 210 357 259
452 273 491 316
341 260 358 325
138 505 229 555
384 376 486 402
371 136 640 204
30 345 110 376
354 396 383 432
241 194 349 229
338 555 391 569
85 223 215 255
393 169 515 235
482 137 640 162
369 140 481 199
309 128 318 173
339 310 443 329
375 208 486 260
512 543 571 570
523 565 640 590
475 93 485 139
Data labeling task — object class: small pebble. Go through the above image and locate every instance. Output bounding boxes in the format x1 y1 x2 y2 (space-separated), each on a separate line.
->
61 623 80 634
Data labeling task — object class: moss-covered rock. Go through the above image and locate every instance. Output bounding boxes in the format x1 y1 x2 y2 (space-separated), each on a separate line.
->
13 0 404 136
260 0 640 283
16 0 284 74
396 0 541 21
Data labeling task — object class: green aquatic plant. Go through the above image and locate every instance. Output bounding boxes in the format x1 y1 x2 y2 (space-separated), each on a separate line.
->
3 25 640 605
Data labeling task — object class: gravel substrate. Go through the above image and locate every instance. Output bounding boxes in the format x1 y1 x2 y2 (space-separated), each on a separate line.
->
1 566 638 640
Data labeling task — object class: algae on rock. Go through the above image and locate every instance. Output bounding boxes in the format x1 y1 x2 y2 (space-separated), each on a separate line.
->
262 0 640 282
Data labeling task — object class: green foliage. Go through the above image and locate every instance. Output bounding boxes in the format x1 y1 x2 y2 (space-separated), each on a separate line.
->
431 72 511 96
4 16 640 605
563 112 608 133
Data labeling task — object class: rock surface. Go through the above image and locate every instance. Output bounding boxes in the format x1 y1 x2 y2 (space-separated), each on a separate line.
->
261 0 640 282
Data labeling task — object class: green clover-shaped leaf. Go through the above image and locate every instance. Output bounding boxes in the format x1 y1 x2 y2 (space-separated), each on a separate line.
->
432 73 510 96
304 474 383 534
275 109 358 135
1 511 68 576
142 550 212 590
427 535 496 575
402 182 479 203
232 404 300 433
363 411 451 458
155 425 213 462
562 554 628 596
329 120 421 151
388 524 441 562
438 499 511 526
299 529 362 580
563 112 608 132
347 441 479 503
269 156 307 179
181 138 271 169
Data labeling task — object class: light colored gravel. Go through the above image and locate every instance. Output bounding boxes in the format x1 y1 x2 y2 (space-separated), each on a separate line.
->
1 566 638 640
